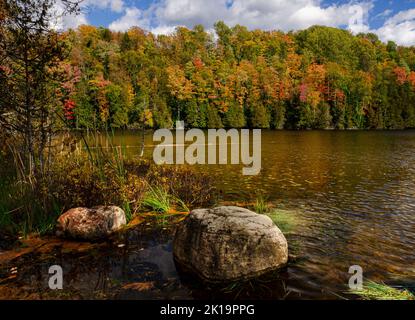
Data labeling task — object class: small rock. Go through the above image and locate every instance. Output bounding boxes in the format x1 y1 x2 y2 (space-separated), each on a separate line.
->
56 206 126 240
173 206 288 283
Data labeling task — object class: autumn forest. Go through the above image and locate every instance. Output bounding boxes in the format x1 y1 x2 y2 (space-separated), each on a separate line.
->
48 23 415 131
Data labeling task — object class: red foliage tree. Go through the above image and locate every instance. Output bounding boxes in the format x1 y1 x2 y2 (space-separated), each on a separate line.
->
394 67 407 85
64 99 76 122
408 72 415 88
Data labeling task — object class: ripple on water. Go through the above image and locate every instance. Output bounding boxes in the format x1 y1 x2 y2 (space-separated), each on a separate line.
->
2 130 415 299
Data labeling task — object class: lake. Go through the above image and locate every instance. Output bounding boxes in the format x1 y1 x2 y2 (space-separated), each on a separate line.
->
1 130 415 299
84 130 415 297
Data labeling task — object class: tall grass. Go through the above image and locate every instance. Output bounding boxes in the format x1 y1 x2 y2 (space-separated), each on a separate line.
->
142 186 171 213
0 174 59 237
141 185 190 214
174 196 190 213
253 194 269 214
350 281 415 300
0 171 14 233
0 130 217 237
0 130 128 236
80 130 133 221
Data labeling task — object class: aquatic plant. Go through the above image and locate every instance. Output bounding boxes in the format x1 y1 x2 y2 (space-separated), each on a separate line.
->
350 281 415 300
267 209 299 234
143 164 216 209
253 195 270 214
173 196 190 213
142 186 171 213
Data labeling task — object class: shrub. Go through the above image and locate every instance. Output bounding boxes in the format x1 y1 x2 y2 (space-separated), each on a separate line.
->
0 146 217 236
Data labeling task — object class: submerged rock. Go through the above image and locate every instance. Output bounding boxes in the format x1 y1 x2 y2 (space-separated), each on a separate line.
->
56 206 126 240
173 206 288 283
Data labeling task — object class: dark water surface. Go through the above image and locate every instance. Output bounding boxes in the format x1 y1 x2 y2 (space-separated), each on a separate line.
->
1 130 415 299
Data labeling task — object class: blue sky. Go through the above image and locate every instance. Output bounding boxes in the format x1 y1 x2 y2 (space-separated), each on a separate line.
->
63 0 415 45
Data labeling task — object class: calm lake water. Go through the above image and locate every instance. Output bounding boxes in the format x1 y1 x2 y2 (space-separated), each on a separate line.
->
1 130 415 299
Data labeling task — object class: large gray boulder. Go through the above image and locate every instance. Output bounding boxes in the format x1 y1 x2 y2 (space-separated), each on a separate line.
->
173 206 288 283
56 206 126 240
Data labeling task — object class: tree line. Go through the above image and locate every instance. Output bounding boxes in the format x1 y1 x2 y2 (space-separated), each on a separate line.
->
56 23 415 130
3 5 415 132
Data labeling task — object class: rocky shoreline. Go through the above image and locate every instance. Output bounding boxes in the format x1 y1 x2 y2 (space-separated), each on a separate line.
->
0 210 295 300
55 205 289 283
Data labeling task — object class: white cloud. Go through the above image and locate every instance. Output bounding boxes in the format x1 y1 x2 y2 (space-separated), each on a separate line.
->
155 0 227 27
109 7 150 31
374 9 393 19
53 0 127 30
52 0 415 46
85 0 125 13
225 0 372 31
108 0 374 36
347 3 372 34
375 9 415 45
60 13 89 30
151 25 178 35
109 0 227 32
51 1 88 30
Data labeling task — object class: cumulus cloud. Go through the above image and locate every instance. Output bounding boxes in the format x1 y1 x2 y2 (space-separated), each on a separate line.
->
51 1 88 30
54 0 415 46
60 13 89 30
155 0 228 27
375 9 415 46
109 0 227 33
108 0 373 34
226 0 372 32
53 0 127 30
85 0 125 14
109 7 150 31
151 25 178 35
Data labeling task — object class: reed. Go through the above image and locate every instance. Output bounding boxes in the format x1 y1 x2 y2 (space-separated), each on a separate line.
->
350 281 415 300
142 186 172 214
253 194 269 214
0 130 217 237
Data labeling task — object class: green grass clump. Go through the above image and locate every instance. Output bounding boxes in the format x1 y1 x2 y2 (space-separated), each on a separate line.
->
267 209 299 233
253 195 269 214
142 186 171 213
173 197 190 213
350 281 415 300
